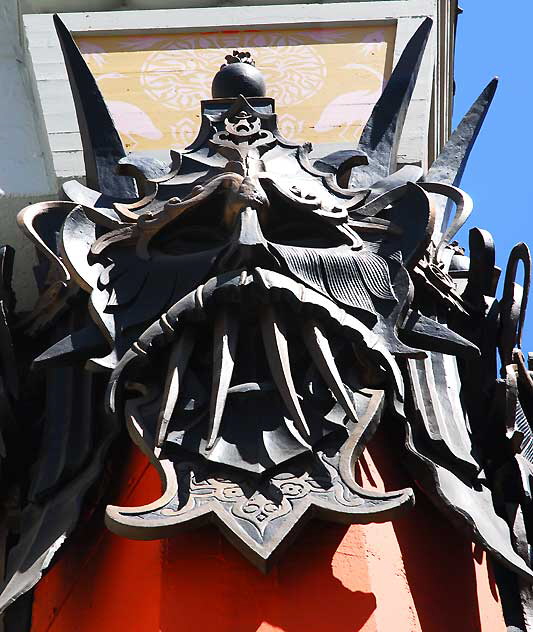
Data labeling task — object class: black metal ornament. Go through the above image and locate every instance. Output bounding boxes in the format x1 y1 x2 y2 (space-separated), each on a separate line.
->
211 50 267 99
0 14 533 628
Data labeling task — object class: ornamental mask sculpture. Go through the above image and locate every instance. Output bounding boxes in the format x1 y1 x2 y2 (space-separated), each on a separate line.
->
1 14 533 619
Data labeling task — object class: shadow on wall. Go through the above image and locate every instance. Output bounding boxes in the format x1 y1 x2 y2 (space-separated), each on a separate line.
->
30 432 504 632
161 524 376 632
371 422 500 632
30 444 377 632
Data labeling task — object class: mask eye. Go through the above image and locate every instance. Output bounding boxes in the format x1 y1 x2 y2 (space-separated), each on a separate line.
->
262 205 350 249
265 221 326 246
151 197 229 254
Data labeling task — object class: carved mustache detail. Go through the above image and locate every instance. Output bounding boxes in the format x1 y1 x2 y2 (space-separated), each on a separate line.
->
207 307 239 450
158 304 359 451
260 304 311 448
107 267 403 452
156 328 195 449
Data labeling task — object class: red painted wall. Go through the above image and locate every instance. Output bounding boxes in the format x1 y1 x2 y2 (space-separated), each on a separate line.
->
31 434 507 632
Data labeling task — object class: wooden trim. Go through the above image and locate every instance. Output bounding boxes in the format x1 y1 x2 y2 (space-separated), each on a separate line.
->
25 2 434 35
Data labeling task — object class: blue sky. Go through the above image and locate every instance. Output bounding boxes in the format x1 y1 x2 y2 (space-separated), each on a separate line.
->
452 2 533 353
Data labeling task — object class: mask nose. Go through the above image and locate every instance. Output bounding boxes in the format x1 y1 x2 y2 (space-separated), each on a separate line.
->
218 207 273 271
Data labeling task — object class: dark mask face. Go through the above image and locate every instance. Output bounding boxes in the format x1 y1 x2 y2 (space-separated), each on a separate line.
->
30 71 435 566
12 20 533 600
25 26 466 572
95 97 418 477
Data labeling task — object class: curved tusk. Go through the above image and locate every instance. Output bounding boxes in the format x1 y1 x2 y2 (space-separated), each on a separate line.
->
419 181 473 257
260 304 311 448
254 268 405 403
302 320 358 425
155 327 196 447
207 308 240 450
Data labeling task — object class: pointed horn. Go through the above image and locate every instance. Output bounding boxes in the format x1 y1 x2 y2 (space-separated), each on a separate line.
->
302 320 358 425
33 324 109 369
401 310 480 358
346 18 433 189
425 78 498 234
155 328 195 447
53 15 136 198
207 308 239 450
260 305 311 448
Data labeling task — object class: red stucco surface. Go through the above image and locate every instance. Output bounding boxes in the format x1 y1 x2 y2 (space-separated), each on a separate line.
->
31 434 507 632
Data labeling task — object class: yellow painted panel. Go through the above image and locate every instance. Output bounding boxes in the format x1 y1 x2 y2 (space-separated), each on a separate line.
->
77 25 395 152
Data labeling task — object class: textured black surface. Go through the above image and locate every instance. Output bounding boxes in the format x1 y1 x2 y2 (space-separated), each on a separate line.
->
1 14 533 624
212 56 267 99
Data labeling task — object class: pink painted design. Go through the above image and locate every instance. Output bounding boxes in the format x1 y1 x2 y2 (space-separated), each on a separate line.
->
170 118 198 149
108 101 163 148
314 89 381 139
277 113 305 142
96 74 163 148
304 29 350 44
117 36 168 51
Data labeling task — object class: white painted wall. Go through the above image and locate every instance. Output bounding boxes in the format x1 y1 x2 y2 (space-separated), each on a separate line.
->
0 0 54 310
20 0 402 13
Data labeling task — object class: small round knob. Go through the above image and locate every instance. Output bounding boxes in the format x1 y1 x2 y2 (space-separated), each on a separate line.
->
211 51 266 99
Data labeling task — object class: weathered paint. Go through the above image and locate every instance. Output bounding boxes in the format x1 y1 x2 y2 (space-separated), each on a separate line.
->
31 431 507 632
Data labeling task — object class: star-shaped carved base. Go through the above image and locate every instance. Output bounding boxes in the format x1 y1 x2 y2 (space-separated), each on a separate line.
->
106 435 414 571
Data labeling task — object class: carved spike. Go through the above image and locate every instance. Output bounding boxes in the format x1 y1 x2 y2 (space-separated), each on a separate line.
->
260 305 311 447
401 310 480 358
425 78 498 233
302 320 358 425
33 324 109 369
155 328 195 447
53 15 136 198
426 78 498 185
207 309 239 450
346 18 433 188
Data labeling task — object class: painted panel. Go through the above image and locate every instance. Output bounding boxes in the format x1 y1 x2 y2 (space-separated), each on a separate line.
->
76 25 395 151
